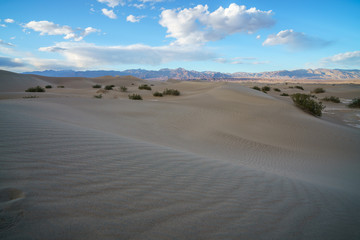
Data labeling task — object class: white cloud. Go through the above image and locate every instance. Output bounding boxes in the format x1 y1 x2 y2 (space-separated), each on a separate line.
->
97 0 124 8
263 29 330 50
0 56 25 67
24 21 99 41
320 51 360 68
159 3 274 45
132 4 145 9
102 8 117 19
139 0 164 3
38 42 215 68
4 18 14 23
126 15 145 23
0 39 14 47
0 24 6 27
256 35 261 39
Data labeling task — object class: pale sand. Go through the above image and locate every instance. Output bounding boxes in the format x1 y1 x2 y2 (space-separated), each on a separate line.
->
1 70 360 239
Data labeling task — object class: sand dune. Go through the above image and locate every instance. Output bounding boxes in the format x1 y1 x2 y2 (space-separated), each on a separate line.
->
1 72 360 239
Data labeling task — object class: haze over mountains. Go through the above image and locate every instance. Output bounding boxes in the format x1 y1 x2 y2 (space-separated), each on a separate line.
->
23 68 360 80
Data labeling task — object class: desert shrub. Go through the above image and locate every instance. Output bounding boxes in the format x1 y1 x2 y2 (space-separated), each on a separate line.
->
128 94 142 100
295 86 304 90
153 91 163 97
151 84 154 86
94 94 102 99
348 98 360 108
291 93 325 117
280 93 289 96
131 83 135 85
252 86 261 91
274 88 281 92
312 88 325 94
23 95 39 98
289 86 294 89
138 84 152 90
104 85 115 90
93 84 102 88
57 86 64 88
163 88 180 96
120 86 127 92
45 85 52 89
322 96 340 103
25 86 45 92
262 86 271 92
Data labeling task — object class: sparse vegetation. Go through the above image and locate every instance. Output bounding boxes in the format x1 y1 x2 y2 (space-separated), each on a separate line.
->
45 85 52 89
57 86 64 88
93 84 102 88
25 86 45 92
348 98 360 108
94 94 102 99
322 96 340 103
138 84 152 90
252 86 261 91
274 88 281 92
120 86 127 92
23 95 39 98
280 93 289 96
163 88 180 96
312 88 325 94
153 91 163 97
295 86 304 90
291 93 325 117
262 86 271 93
104 85 115 90
128 94 143 100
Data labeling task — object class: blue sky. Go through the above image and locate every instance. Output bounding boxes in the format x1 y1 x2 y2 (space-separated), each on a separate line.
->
0 0 359 73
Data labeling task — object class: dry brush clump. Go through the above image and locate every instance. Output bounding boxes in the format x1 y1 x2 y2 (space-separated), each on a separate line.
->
128 94 143 100
93 84 102 88
153 91 163 97
291 93 325 117
312 88 325 94
322 96 340 103
163 88 180 96
138 84 152 90
348 98 360 108
104 85 115 90
25 86 45 92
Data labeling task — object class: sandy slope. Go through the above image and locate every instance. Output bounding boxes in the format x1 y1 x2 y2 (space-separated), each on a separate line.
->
1 72 360 239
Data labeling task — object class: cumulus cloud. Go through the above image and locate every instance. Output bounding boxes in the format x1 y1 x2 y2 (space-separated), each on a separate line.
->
38 42 215 67
0 56 25 67
320 51 360 68
0 39 15 47
4 19 14 23
97 0 124 8
126 15 145 23
24 21 99 41
159 3 274 45
102 8 117 19
263 29 330 50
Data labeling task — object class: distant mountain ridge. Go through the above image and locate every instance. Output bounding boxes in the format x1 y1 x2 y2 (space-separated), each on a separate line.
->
23 68 360 80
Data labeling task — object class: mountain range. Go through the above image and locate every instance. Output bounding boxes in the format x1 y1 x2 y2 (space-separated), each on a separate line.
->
23 68 360 80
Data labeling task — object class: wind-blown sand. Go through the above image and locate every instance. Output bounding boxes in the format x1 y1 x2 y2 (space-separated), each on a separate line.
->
1 70 360 239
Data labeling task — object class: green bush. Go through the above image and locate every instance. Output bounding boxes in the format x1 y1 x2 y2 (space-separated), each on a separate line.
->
94 94 102 99
291 93 325 117
128 94 142 100
93 84 102 88
295 86 304 90
25 86 45 92
280 93 289 96
274 88 281 92
120 86 127 92
262 86 271 92
104 85 115 90
163 88 180 96
138 84 152 90
312 88 325 94
45 85 52 89
153 91 163 97
348 98 360 108
252 86 261 91
322 96 340 103
57 86 64 88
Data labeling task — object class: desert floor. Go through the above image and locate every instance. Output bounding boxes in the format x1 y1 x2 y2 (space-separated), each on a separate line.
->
1 71 360 239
